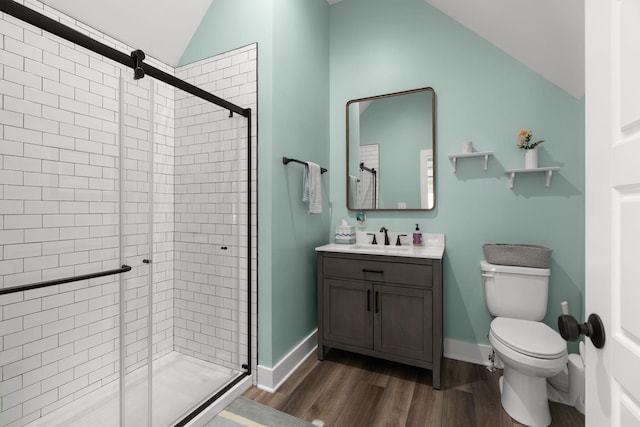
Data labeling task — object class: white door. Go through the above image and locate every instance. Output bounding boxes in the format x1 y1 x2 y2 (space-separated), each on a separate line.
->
586 0 640 426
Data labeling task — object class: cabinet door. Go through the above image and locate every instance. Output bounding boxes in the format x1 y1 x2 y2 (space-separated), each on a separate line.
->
322 279 373 349
374 284 432 361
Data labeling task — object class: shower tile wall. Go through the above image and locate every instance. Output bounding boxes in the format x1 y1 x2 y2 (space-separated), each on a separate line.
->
358 144 379 209
0 2 256 426
173 45 257 370
121 75 175 375
0 5 175 424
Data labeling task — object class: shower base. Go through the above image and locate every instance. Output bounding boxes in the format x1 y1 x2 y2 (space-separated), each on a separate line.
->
27 352 239 427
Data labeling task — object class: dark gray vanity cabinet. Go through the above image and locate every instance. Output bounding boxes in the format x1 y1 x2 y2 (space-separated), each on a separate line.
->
317 251 443 389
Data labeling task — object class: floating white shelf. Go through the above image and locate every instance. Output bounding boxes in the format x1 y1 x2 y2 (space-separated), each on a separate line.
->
504 167 561 188
448 151 494 172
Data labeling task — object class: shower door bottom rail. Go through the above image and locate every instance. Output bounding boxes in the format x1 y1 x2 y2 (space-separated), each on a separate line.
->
0 265 132 296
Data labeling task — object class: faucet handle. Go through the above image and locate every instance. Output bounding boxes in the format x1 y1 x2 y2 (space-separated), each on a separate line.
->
367 233 377 245
395 234 407 246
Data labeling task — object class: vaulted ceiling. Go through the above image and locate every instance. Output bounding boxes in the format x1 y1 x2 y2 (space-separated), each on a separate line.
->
38 0 584 98
38 0 212 66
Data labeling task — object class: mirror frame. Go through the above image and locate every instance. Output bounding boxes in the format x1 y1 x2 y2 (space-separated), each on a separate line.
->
346 87 436 211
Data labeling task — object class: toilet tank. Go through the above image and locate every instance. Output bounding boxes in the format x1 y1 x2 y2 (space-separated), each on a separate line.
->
480 260 550 321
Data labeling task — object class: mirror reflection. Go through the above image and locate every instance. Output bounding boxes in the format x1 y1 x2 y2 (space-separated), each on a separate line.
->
346 87 435 211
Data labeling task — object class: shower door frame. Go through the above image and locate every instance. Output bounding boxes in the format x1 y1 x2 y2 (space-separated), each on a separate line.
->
0 1 254 425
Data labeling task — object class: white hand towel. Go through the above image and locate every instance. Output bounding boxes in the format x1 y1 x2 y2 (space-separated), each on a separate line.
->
303 161 322 214
348 174 359 208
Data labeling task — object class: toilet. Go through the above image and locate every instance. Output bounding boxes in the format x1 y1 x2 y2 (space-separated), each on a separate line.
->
481 260 568 427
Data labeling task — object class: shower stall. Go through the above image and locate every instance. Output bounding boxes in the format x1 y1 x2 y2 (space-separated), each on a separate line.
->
0 1 256 426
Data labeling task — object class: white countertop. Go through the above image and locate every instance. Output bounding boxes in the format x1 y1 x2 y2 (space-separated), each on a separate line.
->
316 233 445 260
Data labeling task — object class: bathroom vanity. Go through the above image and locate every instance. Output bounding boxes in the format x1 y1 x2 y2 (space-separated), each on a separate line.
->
316 238 444 389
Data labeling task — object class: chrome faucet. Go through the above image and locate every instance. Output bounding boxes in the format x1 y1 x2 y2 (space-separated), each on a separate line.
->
379 227 390 245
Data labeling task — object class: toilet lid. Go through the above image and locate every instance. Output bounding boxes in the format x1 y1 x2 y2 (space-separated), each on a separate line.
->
490 317 567 359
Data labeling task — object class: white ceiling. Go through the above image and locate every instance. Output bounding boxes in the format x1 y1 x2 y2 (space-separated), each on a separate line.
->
39 0 212 66
38 0 584 98
424 0 584 99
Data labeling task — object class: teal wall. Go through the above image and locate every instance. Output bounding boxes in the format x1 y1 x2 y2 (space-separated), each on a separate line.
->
180 0 330 368
329 0 585 351
181 0 585 368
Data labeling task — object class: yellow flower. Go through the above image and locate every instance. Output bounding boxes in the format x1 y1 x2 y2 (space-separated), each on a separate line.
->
517 128 544 150
518 129 531 140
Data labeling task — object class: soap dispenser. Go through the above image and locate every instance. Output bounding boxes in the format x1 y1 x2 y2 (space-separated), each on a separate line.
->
413 224 423 246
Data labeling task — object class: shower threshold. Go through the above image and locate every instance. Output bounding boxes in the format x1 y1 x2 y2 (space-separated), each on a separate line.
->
27 352 240 427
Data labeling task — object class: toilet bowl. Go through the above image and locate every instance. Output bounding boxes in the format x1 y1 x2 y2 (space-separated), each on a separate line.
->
480 260 568 427
489 317 568 427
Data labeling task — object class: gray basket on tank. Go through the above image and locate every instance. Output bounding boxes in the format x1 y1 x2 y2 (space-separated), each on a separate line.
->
482 244 552 269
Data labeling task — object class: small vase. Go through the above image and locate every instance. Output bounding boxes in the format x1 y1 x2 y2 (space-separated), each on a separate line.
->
525 148 538 169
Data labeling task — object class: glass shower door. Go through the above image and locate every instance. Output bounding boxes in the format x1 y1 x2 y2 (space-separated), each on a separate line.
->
119 73 152 427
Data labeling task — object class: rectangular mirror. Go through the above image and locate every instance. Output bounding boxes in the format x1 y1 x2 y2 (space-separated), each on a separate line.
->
346 87 436 211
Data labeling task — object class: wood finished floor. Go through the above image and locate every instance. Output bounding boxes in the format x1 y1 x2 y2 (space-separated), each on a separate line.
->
242 349 585 427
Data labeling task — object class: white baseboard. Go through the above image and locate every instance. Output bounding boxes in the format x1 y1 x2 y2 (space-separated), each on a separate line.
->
256 329 317 393
255 334 496 393
444 338 503 369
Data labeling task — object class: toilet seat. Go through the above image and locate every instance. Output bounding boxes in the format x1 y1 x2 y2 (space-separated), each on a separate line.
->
490 317 566 359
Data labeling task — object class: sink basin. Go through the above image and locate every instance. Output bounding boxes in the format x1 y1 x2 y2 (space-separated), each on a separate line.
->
348 243 413 254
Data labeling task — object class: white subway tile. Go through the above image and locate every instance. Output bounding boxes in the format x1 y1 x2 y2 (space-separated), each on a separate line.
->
25 58 59 82
23 254 59 271
0 109 24 127
0 49 24 70
41 342 73 365
3 382 41 410
4 65 42 89
24 144 59 161
5 37 42 62
0 317 23 338
58 97 89 119
58 226 90 240
58 375 88 398
23 334 58 358
25 115 59 134
23 388 58 415
42 104 74 124
25 86 59 109
4 326 42 350
41 368 73 393
75 88 102 108
42 187 75 201
58 175 88 189
3 243 42 261
4 96 42 117
59 45 89 67
3 155 42 172
73 332 101 352
4 128 42 150
42 317 74 337
21 204 57 218
42 291 74 310
24 171 59 187
42 160 74 176
41 239 73 255
43 78 74 98
0 170 24 186
59 69 89 91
